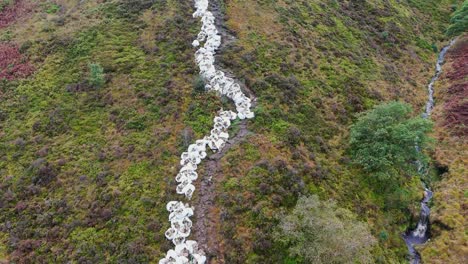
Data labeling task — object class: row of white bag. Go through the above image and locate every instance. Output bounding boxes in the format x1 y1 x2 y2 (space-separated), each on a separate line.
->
192 2 254 120
160 202 206 264
159 243 206 264
176 110 236 199
161 0 254 263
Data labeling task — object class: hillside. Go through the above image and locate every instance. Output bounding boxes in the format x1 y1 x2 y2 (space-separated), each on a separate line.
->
0 0 465 263
420 37 467 264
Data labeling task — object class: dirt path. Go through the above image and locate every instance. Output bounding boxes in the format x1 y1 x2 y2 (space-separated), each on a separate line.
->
193 120 251 263
193 1 256 263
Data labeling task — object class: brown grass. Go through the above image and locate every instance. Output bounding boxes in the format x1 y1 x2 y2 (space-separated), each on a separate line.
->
421 35 468 264
0 0 33 29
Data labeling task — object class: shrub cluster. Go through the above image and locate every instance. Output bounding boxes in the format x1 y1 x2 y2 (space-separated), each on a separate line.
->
0 0 32 29
0 43 34 80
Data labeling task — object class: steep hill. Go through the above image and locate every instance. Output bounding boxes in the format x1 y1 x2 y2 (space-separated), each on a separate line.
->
420 36 467 264
0 0 463 263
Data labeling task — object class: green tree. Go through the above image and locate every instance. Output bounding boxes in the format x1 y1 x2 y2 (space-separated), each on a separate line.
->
88 63 105 88
446 1 468 37
349 101 432 181
274 195 376 264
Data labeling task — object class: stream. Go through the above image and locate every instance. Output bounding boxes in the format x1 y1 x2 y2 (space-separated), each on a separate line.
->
402 39 457 264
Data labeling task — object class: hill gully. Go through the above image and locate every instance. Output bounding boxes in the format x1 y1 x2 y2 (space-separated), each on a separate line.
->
403 38 457 264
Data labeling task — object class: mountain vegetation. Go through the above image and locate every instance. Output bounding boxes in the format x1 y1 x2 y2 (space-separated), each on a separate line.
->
350 101 433 182
420 36 467 264
446 1 468 36
274 195 376 264
0 0 465 263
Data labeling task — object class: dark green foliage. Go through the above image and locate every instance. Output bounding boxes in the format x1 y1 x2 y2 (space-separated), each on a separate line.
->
349 102 432 181
88 63 105 88
115 0 156 19
379 230 389 241
44 1 60 14
416 37 438 52
446 1 468 37
274 195 376 264
126 115 147 131
192 75 205 94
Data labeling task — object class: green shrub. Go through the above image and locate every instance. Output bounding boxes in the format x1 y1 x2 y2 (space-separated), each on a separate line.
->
88 63 105 88
416 37 433 51
126 116 147 131
192 75 205 94
44 2 60 14
379 230 389 241
349 101 432 181
274 195 376 264
381 31 389 40
446 1 468 37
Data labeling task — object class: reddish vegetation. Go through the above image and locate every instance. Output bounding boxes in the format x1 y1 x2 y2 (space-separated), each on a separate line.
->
0 0 32 29
442 40 468 136
0 43 34 80
446 42 468 81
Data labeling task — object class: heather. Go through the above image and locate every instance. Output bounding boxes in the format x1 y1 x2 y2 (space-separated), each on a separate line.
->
0 0 465 263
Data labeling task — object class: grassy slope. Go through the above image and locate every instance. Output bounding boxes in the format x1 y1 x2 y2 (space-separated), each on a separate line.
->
0 0 461 263
215 0 458 263
0 0 212 262
420 36 467 264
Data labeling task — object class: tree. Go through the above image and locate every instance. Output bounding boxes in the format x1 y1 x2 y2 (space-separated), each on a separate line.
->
349 101 432 181
274 195 376 264
446 1 468 37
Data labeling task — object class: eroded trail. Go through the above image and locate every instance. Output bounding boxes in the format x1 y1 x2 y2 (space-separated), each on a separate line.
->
194 121 251 263
194 1 256 262
159 0 255 263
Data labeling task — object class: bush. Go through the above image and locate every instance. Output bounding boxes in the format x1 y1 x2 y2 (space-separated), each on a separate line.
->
274 195 376 264
192 75 205 94
88 63 105 88
44 2 60 14
115 0 155 19
446 1 468 37
349 101 432 181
